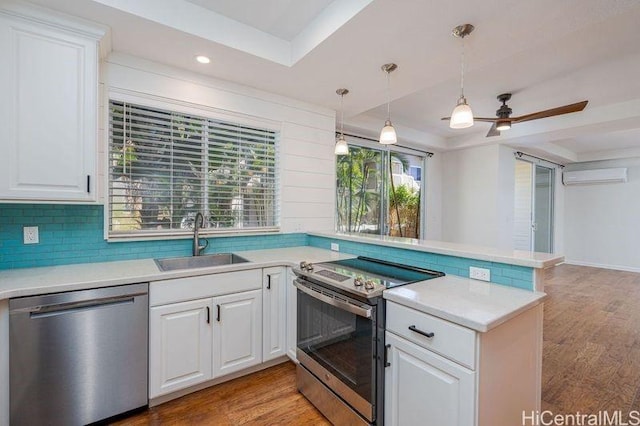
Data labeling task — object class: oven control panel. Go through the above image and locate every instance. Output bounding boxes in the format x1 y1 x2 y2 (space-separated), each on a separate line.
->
295 261 386 298
315 269 350 282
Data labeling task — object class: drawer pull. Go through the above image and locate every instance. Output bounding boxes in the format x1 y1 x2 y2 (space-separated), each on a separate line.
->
409 325 434 339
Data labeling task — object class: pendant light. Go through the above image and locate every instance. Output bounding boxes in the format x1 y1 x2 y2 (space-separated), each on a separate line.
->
379 63 398 144
449 24 474 129
335 88 349 155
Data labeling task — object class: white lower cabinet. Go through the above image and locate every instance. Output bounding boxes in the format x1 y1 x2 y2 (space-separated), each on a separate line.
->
385 331 474 426
285 267 297 361
213 289 262 377
149 298 213 398
385 300 543 426
149 269 263 399
262 267 287 361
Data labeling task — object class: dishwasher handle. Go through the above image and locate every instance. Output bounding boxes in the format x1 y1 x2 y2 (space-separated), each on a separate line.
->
27 294 143 319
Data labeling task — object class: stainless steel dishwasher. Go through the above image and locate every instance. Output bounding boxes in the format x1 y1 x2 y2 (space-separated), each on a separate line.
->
9 283 149 425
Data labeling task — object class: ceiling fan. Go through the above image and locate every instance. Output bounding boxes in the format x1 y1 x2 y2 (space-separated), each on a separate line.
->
443 93 589 137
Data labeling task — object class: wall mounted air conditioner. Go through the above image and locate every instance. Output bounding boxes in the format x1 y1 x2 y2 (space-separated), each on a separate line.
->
562 168 628 185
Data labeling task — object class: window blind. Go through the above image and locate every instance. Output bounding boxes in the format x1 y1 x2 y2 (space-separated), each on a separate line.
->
108 100 278 237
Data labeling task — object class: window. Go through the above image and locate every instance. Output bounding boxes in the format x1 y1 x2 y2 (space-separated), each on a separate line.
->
409 166 422 182
108 100 278 237
336 142 425 239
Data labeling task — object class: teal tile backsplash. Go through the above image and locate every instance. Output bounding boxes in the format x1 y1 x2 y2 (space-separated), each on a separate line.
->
0 204 534 291
0 204 307 270
307 235 535 290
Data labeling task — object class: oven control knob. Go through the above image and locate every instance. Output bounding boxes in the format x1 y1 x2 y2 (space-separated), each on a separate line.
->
305 263 314 272
354 276 364 287
364 280 376 290
299 261 308 270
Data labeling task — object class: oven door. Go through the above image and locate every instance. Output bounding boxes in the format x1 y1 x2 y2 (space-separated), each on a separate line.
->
295 278 376 422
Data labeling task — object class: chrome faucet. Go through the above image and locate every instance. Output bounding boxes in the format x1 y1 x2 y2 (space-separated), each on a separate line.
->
193 212 209 256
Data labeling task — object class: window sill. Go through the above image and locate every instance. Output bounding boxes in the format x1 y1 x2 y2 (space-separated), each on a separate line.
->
106 227 282 243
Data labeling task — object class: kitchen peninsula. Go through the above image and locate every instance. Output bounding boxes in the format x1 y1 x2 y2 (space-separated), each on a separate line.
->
0 235 556 425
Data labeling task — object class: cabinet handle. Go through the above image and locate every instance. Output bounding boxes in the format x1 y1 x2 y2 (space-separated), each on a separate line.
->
206 306 210 324
267 274 271 290
409 325 435 339
216 304 221 322
86 175 91 193
384 344 391 367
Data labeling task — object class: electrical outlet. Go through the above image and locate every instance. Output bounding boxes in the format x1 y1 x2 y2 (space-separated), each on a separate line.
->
23 226 39 244
469 266 490 282
330 243 340 252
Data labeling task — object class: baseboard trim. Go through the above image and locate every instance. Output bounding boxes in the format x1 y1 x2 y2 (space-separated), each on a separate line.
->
564 260 640 273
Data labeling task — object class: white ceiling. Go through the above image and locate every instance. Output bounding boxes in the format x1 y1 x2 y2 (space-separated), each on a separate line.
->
29 0 640 163
185 0 335 41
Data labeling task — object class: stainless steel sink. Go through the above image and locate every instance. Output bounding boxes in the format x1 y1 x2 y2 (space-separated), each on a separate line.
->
155 253 250 271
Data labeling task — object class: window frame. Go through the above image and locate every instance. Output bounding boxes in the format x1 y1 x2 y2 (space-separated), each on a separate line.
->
104 90 281 241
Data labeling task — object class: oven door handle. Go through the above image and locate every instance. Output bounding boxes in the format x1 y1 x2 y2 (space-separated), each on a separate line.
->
294 279 372 319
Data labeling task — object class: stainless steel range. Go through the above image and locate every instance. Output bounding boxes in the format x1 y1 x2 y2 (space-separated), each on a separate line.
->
293 256 444 425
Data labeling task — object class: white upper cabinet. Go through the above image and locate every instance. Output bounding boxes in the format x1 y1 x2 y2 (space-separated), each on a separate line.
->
0 5 105 202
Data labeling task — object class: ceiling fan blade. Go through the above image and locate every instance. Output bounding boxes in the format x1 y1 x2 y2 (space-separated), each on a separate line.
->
512 100 588 123
486 122 500 137
474 117 499 122
441 117 451 121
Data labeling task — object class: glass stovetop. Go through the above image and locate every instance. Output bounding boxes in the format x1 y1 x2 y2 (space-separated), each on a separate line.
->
316 257 444 289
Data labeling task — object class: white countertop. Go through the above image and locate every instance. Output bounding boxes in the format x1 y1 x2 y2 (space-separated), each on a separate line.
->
384 275 547 332
0 247 355 299
0 246 546 334
309 232 564 269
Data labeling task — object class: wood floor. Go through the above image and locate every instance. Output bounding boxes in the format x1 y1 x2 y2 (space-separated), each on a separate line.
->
114 264 640 424
111 362 330 425
542 264 640 418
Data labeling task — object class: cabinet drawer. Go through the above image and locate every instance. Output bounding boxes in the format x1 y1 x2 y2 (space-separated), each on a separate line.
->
150 269 262 306
386 301 476 369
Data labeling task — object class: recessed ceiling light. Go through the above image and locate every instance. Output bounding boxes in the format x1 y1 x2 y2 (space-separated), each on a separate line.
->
195 55 210 64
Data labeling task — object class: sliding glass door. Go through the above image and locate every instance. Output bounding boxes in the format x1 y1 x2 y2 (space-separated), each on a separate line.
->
336 144 425 239
513 159 555 252
533 165 554 252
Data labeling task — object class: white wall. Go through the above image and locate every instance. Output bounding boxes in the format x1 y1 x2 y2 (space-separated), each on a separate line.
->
440 144 515 250
563 157 640 272
102 53 336 233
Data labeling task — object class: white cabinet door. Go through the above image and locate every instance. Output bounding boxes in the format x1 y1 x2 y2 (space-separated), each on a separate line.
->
385 331 475 426
213 289 262 377
285 267 297 361
149 298 213 398
263 266 287 361
0 13 100 201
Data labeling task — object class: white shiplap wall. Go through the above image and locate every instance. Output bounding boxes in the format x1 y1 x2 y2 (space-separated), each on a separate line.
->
101 53 336 233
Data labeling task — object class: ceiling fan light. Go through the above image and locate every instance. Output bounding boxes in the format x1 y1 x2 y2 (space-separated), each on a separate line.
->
379 120 397 144
335 136 349 155
450 97 474 129
496 119 511 131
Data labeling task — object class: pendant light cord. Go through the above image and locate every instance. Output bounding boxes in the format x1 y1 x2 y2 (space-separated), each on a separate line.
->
386 70 391 120
340 93 345 137
459 37 465 99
